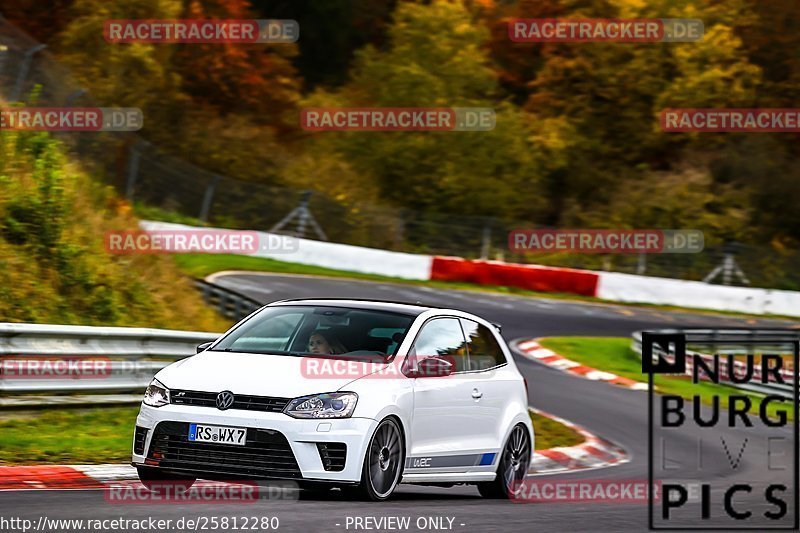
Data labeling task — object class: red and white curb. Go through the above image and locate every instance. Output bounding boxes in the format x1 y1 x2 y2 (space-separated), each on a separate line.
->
515 338 649 391
0 464 242 491
0 464 134 490
0 412 627 489
528 408 629 476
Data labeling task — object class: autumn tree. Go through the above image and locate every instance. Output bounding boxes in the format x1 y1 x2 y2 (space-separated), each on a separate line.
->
172 0 301 130
1 0 76 43
250 0 399 88
483 0 763 233
57 0 186 127
302 0 552 222
55 0 298 183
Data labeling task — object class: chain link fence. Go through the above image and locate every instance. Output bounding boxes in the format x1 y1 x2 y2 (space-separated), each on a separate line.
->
1 14 799 291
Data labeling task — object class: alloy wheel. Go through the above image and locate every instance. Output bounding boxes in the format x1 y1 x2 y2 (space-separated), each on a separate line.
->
367 419 403 499
500 425 530 496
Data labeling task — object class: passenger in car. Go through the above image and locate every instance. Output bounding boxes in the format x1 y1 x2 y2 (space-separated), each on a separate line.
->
307 331 348 355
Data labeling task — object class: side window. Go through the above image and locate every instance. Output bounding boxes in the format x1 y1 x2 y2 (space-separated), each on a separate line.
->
460 319 507 371
411 318 469 372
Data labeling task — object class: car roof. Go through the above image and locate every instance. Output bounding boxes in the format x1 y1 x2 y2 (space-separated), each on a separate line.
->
267 298 439 316
266 299 503 332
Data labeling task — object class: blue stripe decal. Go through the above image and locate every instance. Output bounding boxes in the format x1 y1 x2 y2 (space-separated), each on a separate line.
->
479 453 496 466
404 453 499 469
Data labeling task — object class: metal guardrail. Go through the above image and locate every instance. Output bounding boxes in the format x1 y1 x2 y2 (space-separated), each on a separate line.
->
632 329 799 399
0 323 220 403
194 279 263 322
0 279 261 406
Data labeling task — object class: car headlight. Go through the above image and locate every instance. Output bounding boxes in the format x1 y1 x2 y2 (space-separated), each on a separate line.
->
283 392 358 419
143 378 170 407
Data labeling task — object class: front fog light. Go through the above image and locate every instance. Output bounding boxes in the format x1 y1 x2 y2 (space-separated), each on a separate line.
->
284 392 358 419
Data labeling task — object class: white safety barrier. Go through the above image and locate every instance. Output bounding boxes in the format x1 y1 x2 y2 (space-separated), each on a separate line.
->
140 221 800 317
140 221 433 280
599 272 800 316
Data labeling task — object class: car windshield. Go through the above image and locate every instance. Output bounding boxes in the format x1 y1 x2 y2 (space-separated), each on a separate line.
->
210 305 415 360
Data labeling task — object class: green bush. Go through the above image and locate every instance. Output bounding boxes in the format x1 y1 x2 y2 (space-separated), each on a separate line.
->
0 127 229 330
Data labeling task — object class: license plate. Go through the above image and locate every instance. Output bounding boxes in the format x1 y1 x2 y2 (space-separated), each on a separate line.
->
188 423 247 446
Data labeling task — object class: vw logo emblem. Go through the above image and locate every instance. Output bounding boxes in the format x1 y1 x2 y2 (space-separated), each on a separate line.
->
216 390 235 410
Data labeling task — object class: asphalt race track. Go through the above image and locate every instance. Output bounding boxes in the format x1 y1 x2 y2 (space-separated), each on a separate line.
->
4 273 799 532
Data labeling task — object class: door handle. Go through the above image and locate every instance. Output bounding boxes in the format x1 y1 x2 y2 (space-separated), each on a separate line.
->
471 388 483 399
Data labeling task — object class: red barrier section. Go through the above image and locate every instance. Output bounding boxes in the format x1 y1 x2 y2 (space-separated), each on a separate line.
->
430 257 600 297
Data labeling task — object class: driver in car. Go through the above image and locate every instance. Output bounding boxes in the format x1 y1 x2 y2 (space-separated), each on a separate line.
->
307 331 348 355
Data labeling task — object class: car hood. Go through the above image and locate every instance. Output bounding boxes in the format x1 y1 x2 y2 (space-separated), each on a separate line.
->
155 351 387 398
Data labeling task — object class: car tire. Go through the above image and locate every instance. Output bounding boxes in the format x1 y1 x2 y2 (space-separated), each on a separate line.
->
136 466 196 494
478 424 531 500
345 417 405 502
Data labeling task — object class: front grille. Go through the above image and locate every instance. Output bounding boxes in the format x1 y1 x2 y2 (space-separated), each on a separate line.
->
171 390 290 413
147 421 302 479
133 426 148 455
316 442 347 472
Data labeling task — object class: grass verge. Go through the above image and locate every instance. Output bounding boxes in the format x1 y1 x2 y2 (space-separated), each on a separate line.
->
537 337 792 421
530 411 584 450
0 407 138 465
0 406 583 465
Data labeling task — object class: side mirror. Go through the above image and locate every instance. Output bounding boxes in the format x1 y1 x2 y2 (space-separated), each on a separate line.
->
196 341 213 353
414 356 454 377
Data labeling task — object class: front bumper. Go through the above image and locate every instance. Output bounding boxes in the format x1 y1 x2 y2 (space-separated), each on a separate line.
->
132 403 377 483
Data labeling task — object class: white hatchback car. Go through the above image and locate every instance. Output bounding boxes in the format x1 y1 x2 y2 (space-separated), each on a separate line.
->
132 299 534 501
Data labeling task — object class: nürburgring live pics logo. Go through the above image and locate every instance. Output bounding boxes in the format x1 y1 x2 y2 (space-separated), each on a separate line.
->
643 331 799 530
